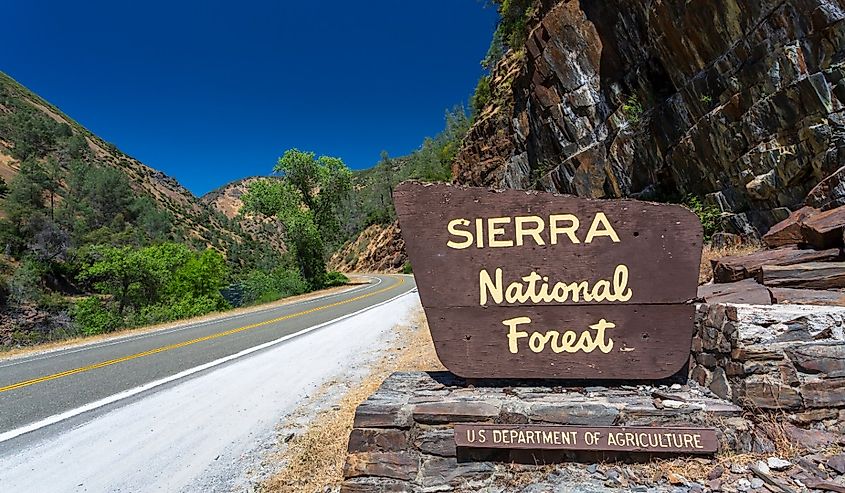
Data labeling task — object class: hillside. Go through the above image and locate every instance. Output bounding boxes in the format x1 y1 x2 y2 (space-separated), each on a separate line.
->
329 221 406 273
0 71 284 262
0 71 293 346
200 177 286 255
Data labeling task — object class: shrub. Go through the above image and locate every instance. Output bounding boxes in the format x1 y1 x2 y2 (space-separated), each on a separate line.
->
470 76 491 117
8 258 44 304
684 195 722 242
622 95 643 124
134 294 227 325
401 262 413 274
322 271 349 287
240 268 309 306
72 296 122 335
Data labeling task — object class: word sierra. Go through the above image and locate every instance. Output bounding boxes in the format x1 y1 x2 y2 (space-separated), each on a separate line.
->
446 212 619 249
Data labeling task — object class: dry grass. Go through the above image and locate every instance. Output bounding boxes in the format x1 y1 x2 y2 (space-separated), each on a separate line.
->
699 243 762 284
641 412 817 484
261 311 443 493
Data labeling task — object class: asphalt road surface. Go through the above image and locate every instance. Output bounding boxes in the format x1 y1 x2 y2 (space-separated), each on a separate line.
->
0 274 415 444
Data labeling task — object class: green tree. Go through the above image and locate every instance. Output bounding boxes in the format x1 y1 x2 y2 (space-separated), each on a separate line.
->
79 245 157 315
81 165 135 230
0 158 50 255
242 149 352 288
78 242 228 324
167 248 228 302
0 176 8 198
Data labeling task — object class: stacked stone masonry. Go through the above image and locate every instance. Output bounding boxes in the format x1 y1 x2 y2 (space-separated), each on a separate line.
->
691 302 845 426
342 372 758 492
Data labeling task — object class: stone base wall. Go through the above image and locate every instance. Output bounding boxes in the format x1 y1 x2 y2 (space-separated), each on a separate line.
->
342 372 758 492
691 303 845 432
342 303 845 491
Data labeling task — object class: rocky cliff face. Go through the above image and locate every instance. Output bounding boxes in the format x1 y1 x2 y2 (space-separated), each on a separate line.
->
329 222 407 273
455 0 845 237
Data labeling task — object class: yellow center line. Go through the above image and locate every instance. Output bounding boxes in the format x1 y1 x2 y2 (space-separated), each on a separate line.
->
0 276 406 394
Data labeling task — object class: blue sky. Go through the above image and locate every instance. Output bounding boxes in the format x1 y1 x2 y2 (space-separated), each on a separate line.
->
2 1 498 195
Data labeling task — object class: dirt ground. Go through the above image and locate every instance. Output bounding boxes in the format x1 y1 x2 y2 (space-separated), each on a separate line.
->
260 309 442 492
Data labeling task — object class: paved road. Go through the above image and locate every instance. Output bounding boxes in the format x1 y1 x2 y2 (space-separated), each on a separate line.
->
0 274 414 443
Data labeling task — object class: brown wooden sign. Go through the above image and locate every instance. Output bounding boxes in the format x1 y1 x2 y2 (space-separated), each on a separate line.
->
393 182 703 379
454 424 719 454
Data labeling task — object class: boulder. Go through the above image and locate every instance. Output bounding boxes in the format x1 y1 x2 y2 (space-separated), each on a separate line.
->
343 452 419 481
762 206 819 248
762 262 845 289
801 378 845 408
711 232 743 249
711 247 841 283
807 165 845 211
698 279 773 305
736 376 803 409
786 343 845 378
802 206 845 249
411 401 500 424
732 304 845 344
770 287 845 306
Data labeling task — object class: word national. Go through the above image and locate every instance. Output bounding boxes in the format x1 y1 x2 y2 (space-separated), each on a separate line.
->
479 265 632 306
446 212 620 249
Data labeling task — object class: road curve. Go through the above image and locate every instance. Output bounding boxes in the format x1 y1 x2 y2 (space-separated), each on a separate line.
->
0 274 415 442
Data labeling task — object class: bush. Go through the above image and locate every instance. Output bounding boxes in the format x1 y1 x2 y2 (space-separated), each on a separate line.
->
321 271 349 288
134 294 227 325
470 76 491 117
8 258 45 304
401 262 413 274
684 195 722 242
72 296 122 335
240 268 308 306
622 95 643 124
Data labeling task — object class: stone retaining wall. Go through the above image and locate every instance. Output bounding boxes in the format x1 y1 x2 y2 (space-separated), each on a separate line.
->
691 303 845 432
342 372 757 492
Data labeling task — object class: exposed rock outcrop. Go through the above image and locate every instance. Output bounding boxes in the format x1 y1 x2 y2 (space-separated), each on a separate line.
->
329 222 407 273
200 177 286 255
454 0 845 237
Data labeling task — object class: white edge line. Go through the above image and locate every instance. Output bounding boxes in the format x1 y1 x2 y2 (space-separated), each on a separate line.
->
0 277 381 368
0 286 419 444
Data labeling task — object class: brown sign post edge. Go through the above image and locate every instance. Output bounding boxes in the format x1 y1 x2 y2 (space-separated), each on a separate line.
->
394 181 704 380
454 424 719 454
